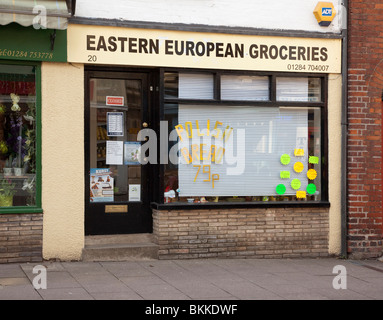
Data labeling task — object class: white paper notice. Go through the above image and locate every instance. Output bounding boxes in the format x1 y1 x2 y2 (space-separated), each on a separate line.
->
129 184 141 202
107 112 124 136
106 141 123 165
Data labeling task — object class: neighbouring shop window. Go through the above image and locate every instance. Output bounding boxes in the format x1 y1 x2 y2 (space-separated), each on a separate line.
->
163 71 325 204
0 64 38 208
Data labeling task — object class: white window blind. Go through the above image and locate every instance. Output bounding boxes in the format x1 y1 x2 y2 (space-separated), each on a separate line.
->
179 73 214 99
178 105 308 197
276 77 309 101
221 75 269 101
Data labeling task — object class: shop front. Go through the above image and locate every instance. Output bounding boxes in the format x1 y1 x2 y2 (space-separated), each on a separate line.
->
66 23 343 260
0 0 71 263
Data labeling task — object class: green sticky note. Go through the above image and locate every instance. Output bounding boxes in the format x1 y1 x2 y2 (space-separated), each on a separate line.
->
276 184 286 195
307 183 317 195
309 156 319 164
280 171 290 179
280 154 291 165
291 178 301 190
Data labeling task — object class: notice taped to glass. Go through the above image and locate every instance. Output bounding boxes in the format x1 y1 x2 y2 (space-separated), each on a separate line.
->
90 168 114 202
107 112 124 136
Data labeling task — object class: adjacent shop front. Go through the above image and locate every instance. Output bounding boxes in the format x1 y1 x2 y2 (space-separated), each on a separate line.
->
0 0 70 263
66 23 343 260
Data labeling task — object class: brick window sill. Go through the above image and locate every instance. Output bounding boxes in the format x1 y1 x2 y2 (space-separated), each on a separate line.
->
151 201 330 211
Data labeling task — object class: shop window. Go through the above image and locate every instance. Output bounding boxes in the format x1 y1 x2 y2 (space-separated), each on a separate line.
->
164 72 214 100
276 77 321 102
163 71 326 205
0 63 39 209
221 75 269 101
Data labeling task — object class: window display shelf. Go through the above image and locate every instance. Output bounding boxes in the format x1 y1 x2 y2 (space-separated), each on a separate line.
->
1 173 34 180
0 95 35 104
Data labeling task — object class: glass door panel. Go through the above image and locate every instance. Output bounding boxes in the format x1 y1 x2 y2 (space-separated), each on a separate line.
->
89 78 142 203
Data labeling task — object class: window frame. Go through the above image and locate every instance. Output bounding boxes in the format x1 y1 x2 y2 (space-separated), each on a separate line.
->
154 68 329 209
0 60 42 214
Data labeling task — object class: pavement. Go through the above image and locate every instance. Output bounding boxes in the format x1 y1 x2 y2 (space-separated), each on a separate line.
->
0 257 382 301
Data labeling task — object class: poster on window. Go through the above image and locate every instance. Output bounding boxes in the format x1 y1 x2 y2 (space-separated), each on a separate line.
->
129 184 141 202
124 142 141 165
177 105 308 197
106 140 123 165
107 112 124 136
90 168 114 202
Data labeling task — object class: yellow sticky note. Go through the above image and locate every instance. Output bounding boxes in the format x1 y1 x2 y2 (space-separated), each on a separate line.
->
294 162 304 173
294 149 304 157
307 169 317 180
280 171 290 179
296 191 307 199
291 179 301 190
309 156 319 164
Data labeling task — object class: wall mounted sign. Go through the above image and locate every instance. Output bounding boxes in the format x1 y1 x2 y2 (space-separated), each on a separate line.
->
313 2 336 27
0 23 67 62
68 24 342 73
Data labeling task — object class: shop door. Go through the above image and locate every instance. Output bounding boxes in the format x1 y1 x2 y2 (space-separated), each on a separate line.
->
85 71 153 235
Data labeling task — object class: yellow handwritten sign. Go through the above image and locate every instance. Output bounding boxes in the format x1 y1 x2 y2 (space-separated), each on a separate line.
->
296 191 307 199
294 149 304 157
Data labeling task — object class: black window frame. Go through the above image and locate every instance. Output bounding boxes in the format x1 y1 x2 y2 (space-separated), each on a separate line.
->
152 68 329 210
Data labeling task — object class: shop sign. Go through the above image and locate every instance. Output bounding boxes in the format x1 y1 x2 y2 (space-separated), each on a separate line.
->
68 24 341 73
0 23 67 62
106 96 124 106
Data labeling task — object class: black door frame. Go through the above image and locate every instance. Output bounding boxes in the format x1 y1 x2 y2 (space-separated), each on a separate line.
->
84 67 159 235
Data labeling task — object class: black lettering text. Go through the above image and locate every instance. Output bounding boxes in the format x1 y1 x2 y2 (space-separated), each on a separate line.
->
87 35 96 51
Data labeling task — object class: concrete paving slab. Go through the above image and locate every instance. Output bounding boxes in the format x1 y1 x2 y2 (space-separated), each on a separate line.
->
60 262 107 275
0 264 26 278
279 291 329 300
0 285 41 300
101 261 156 277
73 274 131 294
128 283 190 300
120 275 169 287
91 290 144 300
315 287 372 300
0 277 31 286
37 288 94 300
43 272 81 289
20 262 66 274
0 258 382 300
210 278 282 300
166 279 233 299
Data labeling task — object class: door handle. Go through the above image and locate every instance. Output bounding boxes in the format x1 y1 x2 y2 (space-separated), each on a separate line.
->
142 122 148 128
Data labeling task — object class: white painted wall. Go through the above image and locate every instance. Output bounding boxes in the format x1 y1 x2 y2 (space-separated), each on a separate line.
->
75 0 344 33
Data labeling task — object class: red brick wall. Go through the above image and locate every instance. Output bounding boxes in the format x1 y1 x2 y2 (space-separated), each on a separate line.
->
347 1 383 258
153 208 329 259
0 214 43 263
